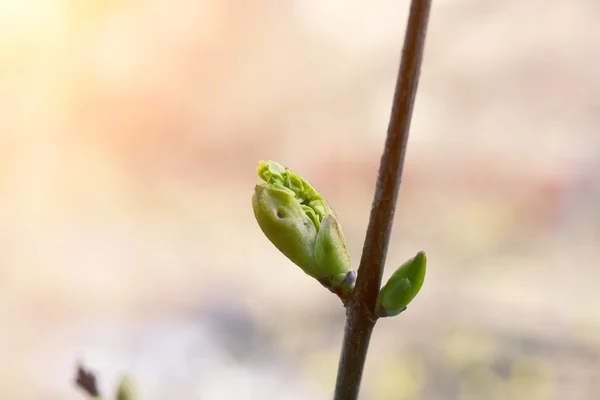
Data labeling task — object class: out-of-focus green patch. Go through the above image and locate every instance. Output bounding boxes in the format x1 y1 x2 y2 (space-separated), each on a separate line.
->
444 329 495 369
371 355 425 400
509 357 555 400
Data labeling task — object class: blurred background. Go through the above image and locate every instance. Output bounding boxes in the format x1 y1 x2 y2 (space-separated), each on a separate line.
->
2 0 600 399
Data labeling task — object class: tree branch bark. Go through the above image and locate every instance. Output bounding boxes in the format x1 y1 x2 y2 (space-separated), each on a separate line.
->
333 0 432 398
75 362 101 398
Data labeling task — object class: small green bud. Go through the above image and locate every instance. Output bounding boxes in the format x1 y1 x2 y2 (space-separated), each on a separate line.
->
252 160 355 299
376 251 426 317
116 377 136 400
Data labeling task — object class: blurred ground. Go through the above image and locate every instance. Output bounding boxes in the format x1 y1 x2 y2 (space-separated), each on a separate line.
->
1 0 600 399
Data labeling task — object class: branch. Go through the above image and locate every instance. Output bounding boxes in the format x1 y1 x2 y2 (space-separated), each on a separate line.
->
333 0 432 399
75 362 101 398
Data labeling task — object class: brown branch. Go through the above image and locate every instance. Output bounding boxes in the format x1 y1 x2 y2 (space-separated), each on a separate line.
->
333 0 432 399
75 362 101 397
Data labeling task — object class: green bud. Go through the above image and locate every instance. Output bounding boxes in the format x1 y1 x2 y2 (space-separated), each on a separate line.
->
252 160 355 299
116 377 136 400
376 251 426 317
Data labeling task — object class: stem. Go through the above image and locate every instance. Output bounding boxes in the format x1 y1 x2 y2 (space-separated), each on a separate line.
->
333 0 432 399
75 362 101 398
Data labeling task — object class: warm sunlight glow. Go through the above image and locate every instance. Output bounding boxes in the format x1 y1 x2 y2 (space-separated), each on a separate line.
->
0 0 56 35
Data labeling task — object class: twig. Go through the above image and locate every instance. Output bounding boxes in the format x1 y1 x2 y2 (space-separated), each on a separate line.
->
75 362 101 397
333 0 432 399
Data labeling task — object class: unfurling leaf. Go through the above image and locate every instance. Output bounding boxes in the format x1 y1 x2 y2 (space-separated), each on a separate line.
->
252 160 356 299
